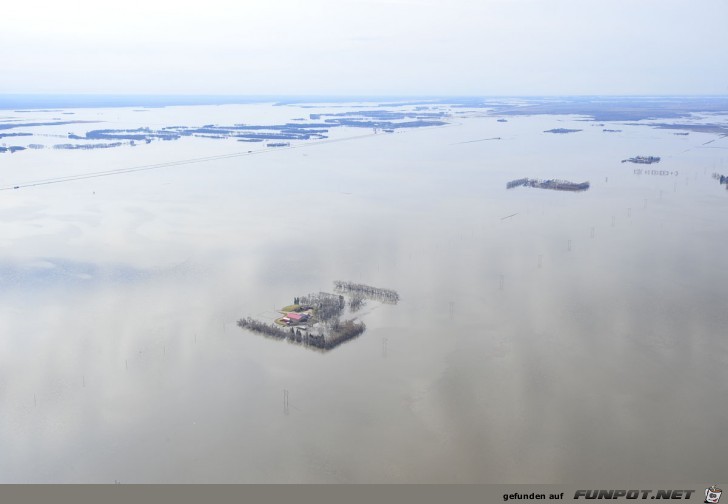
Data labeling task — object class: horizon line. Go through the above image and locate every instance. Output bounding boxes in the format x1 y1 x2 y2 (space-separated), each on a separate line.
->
3 93 728 111
3 92 728 97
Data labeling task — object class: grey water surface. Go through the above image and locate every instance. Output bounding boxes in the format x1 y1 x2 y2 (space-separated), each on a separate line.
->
1 101 726 482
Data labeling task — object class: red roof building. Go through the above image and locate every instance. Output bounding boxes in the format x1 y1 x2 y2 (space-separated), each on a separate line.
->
287 312 309 322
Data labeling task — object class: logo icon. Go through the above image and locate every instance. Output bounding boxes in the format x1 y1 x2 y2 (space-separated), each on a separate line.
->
706 485 722 503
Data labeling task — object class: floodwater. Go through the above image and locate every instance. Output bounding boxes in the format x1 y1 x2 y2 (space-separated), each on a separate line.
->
1 101 727 482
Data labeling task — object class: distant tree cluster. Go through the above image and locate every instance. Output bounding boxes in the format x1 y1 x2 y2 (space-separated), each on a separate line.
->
0 146 26 153
348 294 366 312
10 112 449 158
622 156 661 164
505 178 590 192
333 281 399 304
320 119 446 129
239 280 397 352
506 178 529 189
161 123 329 141
299 292 344 321
53 142 124 150
85 128 180 141
0 132 32 139
712 173 728 189
237 315 364 352
307 333 327 349
237 317 289 339
288 327 305 343
310 110 447 121
304 320 365 351
544 128 582 134
328 320 366 348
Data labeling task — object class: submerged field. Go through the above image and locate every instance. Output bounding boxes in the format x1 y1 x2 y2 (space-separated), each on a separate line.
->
1 97 727 482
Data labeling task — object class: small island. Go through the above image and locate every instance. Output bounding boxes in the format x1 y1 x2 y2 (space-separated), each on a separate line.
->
507 178 590 192
0 146 27 153
622 156 660 164
237 281 399 352
0 109 450 155
544 128 582 134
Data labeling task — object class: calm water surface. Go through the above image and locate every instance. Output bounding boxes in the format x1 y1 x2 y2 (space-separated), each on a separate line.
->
1 102 727 482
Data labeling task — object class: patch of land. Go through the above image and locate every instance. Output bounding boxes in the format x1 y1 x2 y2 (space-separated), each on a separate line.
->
622 156 660 164
0 108 450 155
506 178 590 191
238 282 399 352
53 142 125 150
544 128 582 134
0 146 26 153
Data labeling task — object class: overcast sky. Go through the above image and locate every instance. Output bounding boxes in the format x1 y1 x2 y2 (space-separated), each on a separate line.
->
3 0 727 96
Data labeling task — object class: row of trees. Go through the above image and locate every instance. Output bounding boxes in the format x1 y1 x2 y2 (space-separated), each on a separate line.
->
238 316 363 352
236 317 289 339
327 320 366 349
299 292 345 321
53 142 124 150
297 320 365 351
0 146 26 153
348 295 365 312
713 173 727 185
333 281 400 304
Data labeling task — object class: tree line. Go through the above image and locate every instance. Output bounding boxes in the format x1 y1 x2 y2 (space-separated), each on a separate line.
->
333 281 399 304
237 316 365 352
236 317 289 339
299 292 345 321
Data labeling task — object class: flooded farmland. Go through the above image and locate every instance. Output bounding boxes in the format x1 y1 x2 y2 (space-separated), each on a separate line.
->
1 97 727 482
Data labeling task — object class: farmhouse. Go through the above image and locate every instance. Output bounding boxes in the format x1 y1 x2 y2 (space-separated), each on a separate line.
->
286 312 309 324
